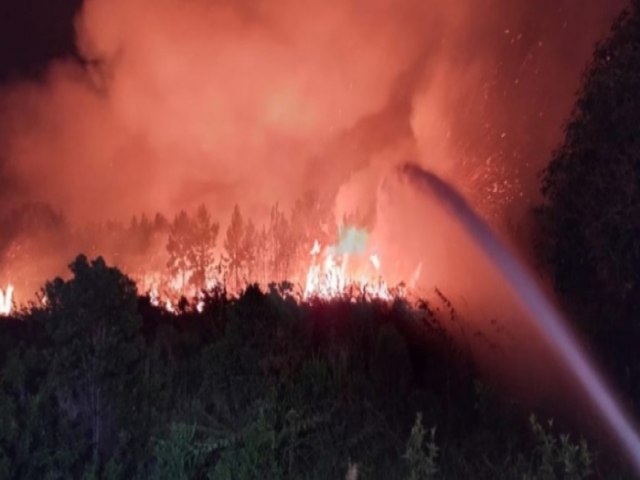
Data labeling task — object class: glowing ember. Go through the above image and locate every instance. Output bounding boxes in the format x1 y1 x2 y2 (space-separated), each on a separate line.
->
0 285 14 316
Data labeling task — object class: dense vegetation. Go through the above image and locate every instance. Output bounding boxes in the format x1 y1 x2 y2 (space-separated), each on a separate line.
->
0 256 609 479
538 0 640 401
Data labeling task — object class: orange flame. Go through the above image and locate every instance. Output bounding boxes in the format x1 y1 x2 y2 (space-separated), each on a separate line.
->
303 239 393 301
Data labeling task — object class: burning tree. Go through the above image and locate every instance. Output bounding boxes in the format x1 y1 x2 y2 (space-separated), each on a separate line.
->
290 191 337 273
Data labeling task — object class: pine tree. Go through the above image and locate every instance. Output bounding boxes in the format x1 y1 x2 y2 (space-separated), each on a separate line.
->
166 211 192 295
290 191 337 281
242 219 258 283
268 204 294 281
188 205 219 291
224 205 245 291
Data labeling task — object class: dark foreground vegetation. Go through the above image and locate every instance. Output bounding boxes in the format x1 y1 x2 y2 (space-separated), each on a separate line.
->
538 0 640 409
0 256 626 479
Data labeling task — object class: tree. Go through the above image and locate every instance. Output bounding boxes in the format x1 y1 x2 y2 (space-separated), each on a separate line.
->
188 205 219 290
153 212 170 233
166 211 192 295
256 225 270 284
224 205 245 290
268 204 294 282
43 255 143 470
290 191 336 274
124 214 154 260
538 2 640 385
242 219 258 283
166 206 220 294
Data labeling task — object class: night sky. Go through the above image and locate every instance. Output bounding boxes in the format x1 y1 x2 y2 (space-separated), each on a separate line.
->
0 0 82 83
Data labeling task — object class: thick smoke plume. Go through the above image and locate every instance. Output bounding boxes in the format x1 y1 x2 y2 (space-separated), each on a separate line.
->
0 0 626 223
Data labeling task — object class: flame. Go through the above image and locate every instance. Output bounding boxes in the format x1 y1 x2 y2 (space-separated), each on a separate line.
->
150 288 160 307
1 220 408 316
0 285 14 316
164 299 175 313
310 239 321 256
303 238 393 301
196 297 205 313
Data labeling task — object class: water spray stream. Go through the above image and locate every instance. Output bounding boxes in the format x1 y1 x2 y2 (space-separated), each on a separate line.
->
400 163 640 473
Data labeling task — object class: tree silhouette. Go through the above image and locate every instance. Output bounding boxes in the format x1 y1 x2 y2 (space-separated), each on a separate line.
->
242 218 258 283
538 2 640 386
166 211 192 295
166 206 220 294
290 191 336 272
256 225 270 284
188 205 219 291
153 212 170 233
43 255 142 469
224 205 245 290
268 204 294 281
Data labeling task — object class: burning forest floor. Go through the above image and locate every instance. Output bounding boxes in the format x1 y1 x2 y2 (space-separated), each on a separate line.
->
0 255 633 479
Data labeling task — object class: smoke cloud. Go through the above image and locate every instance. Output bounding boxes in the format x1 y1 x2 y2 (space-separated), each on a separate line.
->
0 0 626 223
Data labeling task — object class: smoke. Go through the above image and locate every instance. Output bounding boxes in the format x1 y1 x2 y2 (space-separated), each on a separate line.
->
0 0 627 224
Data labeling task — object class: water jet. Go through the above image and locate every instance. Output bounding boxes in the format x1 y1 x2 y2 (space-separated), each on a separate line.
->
400 162 640 473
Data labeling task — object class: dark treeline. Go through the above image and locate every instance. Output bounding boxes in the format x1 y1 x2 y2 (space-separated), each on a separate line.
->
0 256 612 479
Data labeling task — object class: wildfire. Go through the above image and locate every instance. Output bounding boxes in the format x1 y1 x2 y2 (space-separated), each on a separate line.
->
0 217 411 316
0 285 14 316
303 239 392 301
136 224 402 311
